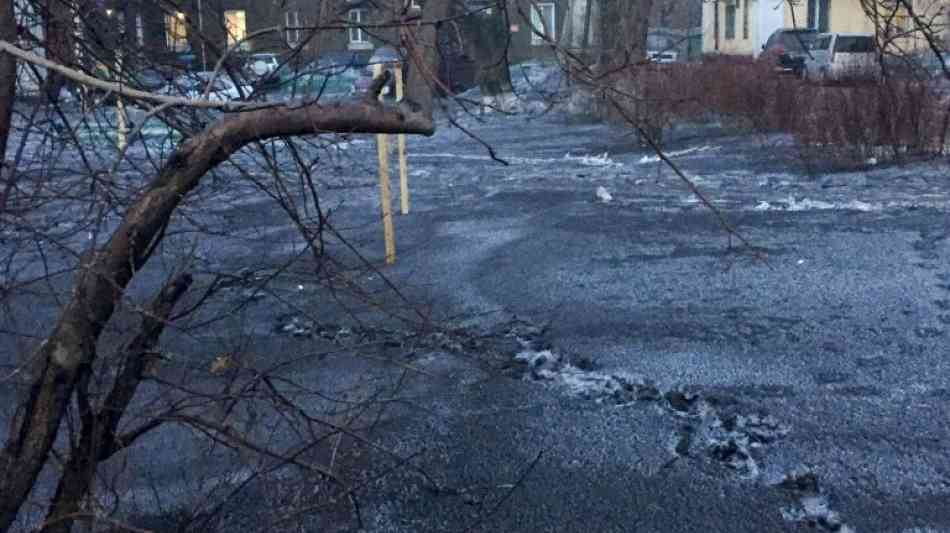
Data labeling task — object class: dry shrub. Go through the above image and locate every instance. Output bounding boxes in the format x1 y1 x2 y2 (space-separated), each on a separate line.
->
601 57 949 166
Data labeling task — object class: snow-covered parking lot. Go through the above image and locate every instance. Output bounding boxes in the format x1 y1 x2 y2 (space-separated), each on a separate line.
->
4 105 950 532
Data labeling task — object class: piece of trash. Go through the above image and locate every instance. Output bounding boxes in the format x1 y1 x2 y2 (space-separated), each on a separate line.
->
297 284 305 291
797 259 805 265
595 186 613 203
210 354 237 374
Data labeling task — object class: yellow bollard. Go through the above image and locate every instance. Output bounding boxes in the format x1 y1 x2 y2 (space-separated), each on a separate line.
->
373 63 396 264
395 64 409 215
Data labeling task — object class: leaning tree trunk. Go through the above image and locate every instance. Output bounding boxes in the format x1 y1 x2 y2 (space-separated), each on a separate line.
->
0 73 434 531
40 273 192 533
0 0 16 167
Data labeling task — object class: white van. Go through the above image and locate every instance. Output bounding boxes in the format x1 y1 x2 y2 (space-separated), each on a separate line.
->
804 33 879 82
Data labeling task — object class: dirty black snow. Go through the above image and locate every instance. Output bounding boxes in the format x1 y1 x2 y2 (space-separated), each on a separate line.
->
4 93 950 533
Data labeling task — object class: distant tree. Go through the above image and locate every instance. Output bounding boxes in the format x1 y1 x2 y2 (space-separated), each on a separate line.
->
40 0 75 101
598 0 655 67
0 0 15 166
462 1 514 109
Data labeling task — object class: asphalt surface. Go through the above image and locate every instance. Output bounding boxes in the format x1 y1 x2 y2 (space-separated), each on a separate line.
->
4 106 950 532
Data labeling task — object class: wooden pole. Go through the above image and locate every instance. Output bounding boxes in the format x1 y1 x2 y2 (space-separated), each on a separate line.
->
395 64 409 215
374 63 396 264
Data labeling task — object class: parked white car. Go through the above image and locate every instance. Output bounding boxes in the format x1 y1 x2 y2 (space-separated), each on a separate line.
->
246 53 280 78
161 72 248 101
804 33 879 83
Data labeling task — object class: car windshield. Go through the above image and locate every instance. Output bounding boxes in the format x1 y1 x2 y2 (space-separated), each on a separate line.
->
781 32 817 52
815 36 832 51
835 36 874 53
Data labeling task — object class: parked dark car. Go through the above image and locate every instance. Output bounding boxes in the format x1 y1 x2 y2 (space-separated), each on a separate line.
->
129 68 170 92
760 29 819 77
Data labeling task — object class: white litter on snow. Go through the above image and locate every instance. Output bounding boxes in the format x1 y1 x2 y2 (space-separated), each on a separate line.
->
596 186 613 203
638 145 716 164
564 152 622 167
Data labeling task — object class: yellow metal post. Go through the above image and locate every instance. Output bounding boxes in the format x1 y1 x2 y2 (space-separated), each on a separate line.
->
395 64 409 215
373 63 396 264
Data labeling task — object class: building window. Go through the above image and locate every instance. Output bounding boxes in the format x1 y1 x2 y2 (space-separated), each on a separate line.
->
224 10 247 50
714 0 720 50
165 11 188 52
348 9 370 49
807 0 830 32
285 10 301 46
725 2 736 40
530 2 556 45
742 0 749 39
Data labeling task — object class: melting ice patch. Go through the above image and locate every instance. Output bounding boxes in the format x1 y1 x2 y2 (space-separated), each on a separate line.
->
754 196 876 212
638 145 716 164
413 152 622 168
563 152 622 167
753 195 950 212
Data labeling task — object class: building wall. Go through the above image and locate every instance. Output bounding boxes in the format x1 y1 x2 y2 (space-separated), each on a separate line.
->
756 0 784 53
702 0 764 55
784 0 950 51
507 0 569 63
783 0 874 34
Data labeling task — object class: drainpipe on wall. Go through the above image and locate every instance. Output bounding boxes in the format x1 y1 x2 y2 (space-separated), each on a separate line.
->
198 0 206 71
714 0 720 50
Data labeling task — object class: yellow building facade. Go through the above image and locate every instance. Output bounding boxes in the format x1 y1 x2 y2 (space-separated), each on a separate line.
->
704 0 949 56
